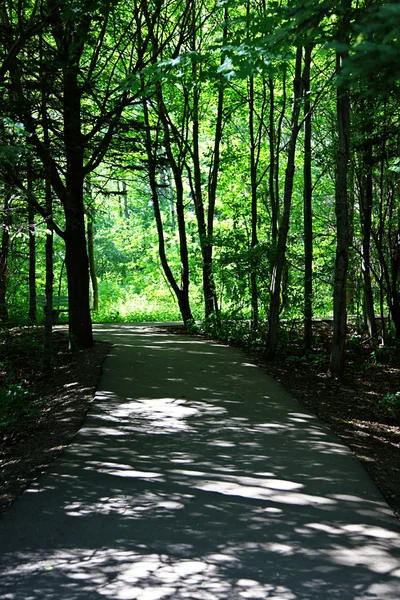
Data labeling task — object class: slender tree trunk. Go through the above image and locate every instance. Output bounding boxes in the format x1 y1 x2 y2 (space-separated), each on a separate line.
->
360 134 377 340
87 217 99 312
346 162 356 312
268 78 278 243
328 2 351 377
203 6 228 318
42 70 53 371
43 174 53 372
274 68 287 232
122 180 129 219
264 47 304 360
389 149 400 339
27 166 36 323
303 45 313 350
249 73 259 329
0 193 10 323
143 98 193 325
191 64 218 318
158 103 193 325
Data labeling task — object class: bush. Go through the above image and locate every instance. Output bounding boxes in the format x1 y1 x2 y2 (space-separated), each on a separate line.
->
376 392 400 421
0 384 42 432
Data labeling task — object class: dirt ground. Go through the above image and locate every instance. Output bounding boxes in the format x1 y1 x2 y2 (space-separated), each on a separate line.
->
1 325 399 520
0 328 110 514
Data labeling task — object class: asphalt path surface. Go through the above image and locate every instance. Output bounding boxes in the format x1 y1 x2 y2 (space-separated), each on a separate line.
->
1 323 400 599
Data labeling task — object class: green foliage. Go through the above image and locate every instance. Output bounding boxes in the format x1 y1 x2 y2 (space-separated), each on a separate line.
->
376 392 400 421
342 2 400 96
0 384 43 432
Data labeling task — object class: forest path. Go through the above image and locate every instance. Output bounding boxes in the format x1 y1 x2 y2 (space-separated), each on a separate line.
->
1 323 400 599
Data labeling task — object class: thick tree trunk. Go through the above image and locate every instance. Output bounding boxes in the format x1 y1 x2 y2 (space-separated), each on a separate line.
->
264 47 304 360
303 45 313 350
63 65 93 349
0 193 10 323
328 6 351 377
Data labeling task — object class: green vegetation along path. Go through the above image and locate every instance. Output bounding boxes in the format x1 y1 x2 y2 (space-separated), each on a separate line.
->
1 323 400 599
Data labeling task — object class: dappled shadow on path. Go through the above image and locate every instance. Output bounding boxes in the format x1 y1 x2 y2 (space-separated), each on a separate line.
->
1 324 400 599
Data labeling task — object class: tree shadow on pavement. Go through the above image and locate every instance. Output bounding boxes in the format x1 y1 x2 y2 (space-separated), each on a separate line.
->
1 324 399 599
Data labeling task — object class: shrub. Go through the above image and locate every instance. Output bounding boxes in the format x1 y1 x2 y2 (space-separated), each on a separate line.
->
376 392 400 421
0 384 42 432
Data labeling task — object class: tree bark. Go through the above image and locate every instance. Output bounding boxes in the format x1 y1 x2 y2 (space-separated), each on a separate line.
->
360 133 377 340
249 72 259 329
63 62 93 349
87 217 99 312
328 2 351 377
43 173 53 373
158 100 193 325
191 59 218 318
0 193 10 323
264 47 304 360
27 167 37 323
268 78 278 244
303 45 313 350
143 97 193 326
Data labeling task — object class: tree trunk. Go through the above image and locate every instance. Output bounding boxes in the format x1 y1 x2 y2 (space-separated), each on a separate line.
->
249 73 259 329
158 100 193 325
328 3 351 377
268 78 278 243
143 96 193 326
0 193 10 323
191 64 218 318
303 45 313 350
360 134 377 341
264 47 304 360
346 162 356 312
43 174 53 373
87 217 99 312
27 168 37 323
63 64 93 349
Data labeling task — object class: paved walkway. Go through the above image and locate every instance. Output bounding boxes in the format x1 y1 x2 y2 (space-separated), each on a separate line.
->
1 323 400 599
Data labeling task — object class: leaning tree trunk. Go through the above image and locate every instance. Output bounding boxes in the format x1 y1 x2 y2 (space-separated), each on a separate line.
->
264 47 304 360
158 103 193 325
143 96 193 326
328 2 351 377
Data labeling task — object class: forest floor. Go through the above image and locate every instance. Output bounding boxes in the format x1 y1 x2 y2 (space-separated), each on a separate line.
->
0 324 399 521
